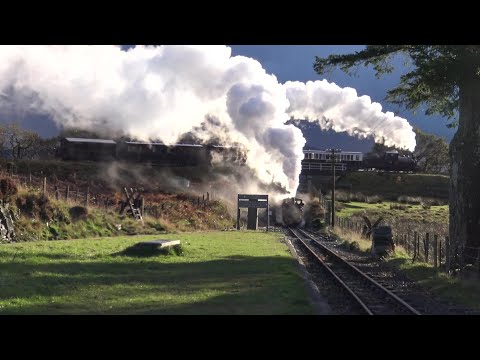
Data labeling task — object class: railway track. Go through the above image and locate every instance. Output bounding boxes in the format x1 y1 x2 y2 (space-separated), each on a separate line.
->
288 227 421 315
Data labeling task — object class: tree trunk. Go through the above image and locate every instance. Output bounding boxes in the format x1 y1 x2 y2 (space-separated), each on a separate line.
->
449 77 480 270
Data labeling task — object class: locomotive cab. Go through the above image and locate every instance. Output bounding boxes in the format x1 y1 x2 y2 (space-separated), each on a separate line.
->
384 150 399 163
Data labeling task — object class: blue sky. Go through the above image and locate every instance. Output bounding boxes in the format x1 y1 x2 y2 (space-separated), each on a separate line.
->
230 45 456 142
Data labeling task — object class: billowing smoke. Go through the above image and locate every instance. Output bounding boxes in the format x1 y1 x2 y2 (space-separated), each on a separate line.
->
285 80 416 151
0 45 416 198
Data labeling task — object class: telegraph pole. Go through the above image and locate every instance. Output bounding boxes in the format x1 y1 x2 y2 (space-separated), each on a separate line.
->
331 148 336 228
329 148 341 228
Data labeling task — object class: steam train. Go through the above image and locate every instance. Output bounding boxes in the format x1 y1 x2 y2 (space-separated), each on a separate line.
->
302 149 417 173
56 137 246 166
278 197 305 227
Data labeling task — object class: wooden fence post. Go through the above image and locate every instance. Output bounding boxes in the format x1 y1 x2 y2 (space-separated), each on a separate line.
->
84 187 89 207
433 234 438 268
425 233 430 263
42 177 47 196
55 185 59 200
141 197 145 216
29 173 32 186
417 233 421 260
413 231 418 262
438 239 444 267
65 186 70 202
446 236 450 273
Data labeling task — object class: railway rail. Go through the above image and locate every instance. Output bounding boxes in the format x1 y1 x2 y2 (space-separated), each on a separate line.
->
288 227 421 315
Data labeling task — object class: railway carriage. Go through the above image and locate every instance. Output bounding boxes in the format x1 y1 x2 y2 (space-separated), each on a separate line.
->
302 149 416 173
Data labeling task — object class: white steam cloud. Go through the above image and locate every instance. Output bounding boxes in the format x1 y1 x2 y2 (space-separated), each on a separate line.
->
285 80 416 150
0 45 416 197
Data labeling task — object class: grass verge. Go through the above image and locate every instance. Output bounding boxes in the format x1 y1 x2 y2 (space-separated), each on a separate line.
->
0 231 313 314
385 250 480 310
331 228 480 310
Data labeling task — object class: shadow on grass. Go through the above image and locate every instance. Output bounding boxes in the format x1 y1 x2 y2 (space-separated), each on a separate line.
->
343 203 367 210
112 244 183 258
0 255 311 315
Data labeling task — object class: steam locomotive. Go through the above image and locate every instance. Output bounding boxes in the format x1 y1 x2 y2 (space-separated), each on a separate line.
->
302 149 417 173
279 197 305 227
57 137 247 166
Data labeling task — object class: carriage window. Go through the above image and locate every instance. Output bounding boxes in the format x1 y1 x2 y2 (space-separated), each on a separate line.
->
314 154 319 159
356 155 359 160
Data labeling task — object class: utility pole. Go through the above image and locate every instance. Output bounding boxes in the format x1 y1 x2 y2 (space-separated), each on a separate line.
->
329 148 341 228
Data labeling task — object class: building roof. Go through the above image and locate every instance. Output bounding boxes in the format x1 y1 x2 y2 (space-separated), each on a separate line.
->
65 138 116 144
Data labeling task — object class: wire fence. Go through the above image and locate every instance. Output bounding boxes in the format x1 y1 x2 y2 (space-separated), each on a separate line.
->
0 170 219 218
334 215 480 275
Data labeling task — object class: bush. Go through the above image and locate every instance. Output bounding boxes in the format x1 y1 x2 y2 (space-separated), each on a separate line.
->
349 241 361 252
0 178 18 202
335 202 345 211
311 218 324 229
397 195 422 205
69 206 89 221
390 204 407 210
366 195 383 204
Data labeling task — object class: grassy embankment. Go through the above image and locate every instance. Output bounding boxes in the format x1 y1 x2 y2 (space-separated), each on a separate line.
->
321 172 480 310
329 171 450 237
331 227 480 310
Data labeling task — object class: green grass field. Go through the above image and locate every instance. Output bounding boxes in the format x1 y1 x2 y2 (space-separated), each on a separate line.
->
336 201 449 223
0 231 313 314
336 172 450 200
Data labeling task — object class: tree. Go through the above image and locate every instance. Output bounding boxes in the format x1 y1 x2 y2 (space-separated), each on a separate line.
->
34 137 59 160
0 125 6 156
413 128 449 174
2 123 42 160
314 46 480 268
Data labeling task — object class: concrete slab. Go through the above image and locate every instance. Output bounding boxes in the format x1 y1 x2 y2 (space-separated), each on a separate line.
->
135 240 181 248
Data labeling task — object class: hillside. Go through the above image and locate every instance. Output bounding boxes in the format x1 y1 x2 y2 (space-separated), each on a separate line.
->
306 171 450 201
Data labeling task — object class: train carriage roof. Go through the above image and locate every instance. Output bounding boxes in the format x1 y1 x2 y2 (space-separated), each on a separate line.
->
303 149 363 154
64 137 116 144
124 141 203 147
